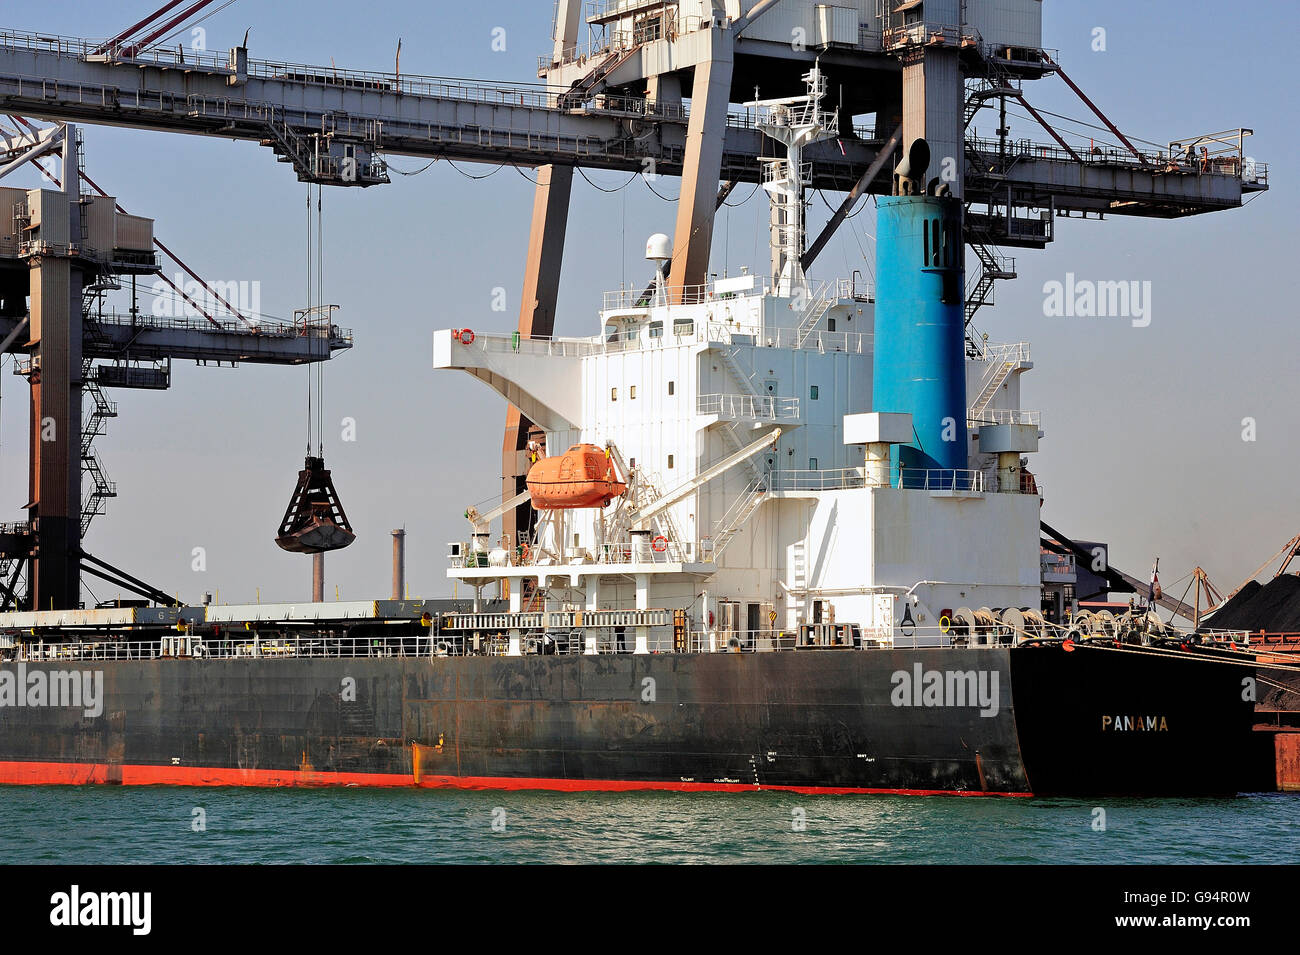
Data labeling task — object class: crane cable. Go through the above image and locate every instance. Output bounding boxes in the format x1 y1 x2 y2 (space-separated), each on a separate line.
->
305 186 311 454
303 184 327 457
139 0 241 53
317 184 325 457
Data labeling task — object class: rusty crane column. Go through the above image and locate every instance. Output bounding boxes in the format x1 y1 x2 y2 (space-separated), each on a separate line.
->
666 27 734 302
26 127 86 610
501 163 575 547
500 0 585 547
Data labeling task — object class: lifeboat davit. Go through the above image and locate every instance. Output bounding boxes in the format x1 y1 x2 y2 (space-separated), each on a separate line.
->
526 443 627 509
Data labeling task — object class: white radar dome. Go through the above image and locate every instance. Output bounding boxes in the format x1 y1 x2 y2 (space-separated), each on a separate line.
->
645 233 672 262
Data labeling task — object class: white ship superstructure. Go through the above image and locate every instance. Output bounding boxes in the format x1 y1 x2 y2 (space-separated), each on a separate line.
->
435 69 1043 653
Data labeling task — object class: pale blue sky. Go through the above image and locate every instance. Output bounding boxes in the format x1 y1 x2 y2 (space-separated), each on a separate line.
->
1 1 1295 606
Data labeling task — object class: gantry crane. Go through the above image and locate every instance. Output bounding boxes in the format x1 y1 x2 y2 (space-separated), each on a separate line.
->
0 1 1270 609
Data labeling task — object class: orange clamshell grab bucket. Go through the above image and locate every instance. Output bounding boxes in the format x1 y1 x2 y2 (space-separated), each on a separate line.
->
526 444 627 509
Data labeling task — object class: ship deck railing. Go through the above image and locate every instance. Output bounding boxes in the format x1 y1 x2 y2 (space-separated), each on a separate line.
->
472 323 873 360
9 635 441 662
80 308 353 342
965 134 1267 186
457 539 709 568
600 276 873 313
771 468 988 493
968 409 1041 427
3 625 1257 662
0 28 689 123
697 393 801 421
4 628 900 660
972 341 1031 365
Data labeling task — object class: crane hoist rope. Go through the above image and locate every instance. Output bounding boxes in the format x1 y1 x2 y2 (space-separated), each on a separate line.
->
274 183 354 555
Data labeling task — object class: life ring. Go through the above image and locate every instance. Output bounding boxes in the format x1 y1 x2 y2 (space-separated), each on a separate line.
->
651 535 668 553
458 328 475 345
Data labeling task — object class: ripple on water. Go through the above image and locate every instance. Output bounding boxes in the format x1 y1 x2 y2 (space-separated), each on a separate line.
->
0 787 1296 864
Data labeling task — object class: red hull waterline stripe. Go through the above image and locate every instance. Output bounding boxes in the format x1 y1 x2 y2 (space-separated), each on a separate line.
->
0 760 1032 796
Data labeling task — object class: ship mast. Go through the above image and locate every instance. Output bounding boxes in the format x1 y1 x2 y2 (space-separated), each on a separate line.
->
747 65 839 296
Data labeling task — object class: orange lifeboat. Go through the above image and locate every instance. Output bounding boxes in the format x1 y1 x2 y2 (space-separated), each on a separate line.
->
526 444 627 509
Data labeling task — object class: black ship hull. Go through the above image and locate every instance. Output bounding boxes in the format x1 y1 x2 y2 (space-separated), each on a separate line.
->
0 645 1257 795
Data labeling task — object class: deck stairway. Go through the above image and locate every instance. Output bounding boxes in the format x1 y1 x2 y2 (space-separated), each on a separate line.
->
80 298 118 535
604 444 688 559
794 281 834 346
556 42 642 109
80 380 118 536
717 346 771 483
710 474 769 561
969 343 1032 423
965 243 1017 325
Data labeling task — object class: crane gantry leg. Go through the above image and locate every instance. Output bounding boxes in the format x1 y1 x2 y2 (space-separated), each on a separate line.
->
26 129 86 610
666 29 733 302
502 163 574 548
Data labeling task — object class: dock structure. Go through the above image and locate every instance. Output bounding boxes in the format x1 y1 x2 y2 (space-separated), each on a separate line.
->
0 147 352 612
0 4 1269 610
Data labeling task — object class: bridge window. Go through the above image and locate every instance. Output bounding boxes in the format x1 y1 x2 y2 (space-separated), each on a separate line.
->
635 14 664 44
668 454 675 469
630 385 637 399
611 387 618 401
649 321 663 339
668 381 675 396
810 385 819 400
809 457 819 470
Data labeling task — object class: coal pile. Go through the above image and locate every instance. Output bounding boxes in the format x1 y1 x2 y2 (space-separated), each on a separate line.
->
1204 575 1300 633
1205 580 1262 628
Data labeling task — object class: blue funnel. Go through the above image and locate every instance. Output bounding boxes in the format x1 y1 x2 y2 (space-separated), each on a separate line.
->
872 194 967 484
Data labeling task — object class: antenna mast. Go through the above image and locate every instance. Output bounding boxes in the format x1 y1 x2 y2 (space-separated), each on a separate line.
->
747 65 839 295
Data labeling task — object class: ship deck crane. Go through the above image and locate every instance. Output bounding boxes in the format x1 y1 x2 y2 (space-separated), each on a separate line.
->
466 489 533 538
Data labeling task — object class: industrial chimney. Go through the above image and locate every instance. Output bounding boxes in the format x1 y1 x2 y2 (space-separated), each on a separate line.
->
312 552 324 602
392 528 406 600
